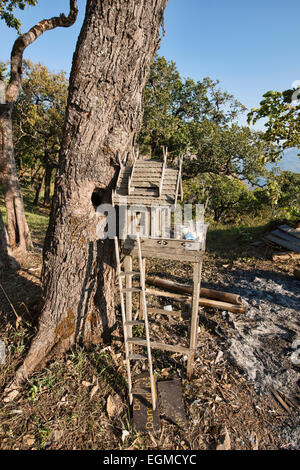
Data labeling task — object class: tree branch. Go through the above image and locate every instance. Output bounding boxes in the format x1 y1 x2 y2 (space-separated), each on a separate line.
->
6 0 78 103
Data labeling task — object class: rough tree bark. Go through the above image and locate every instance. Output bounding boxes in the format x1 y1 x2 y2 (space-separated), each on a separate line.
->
0 210 19 270
10 0 168 388
0 0 78 252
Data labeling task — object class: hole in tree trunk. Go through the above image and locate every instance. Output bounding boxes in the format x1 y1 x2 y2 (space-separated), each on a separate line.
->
91 188 106 210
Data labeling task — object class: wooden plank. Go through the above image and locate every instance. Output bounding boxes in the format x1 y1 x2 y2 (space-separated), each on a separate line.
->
278 225 300 239
127 337 191 354
131 188 158 195
132 374 161 434
121 287 141 293
158 379 187 426
130 181 159 188
264 233 300 253
272 229 300 249
132 176 177 183
124 238 205 261
129 248 204 262
114 196 172 205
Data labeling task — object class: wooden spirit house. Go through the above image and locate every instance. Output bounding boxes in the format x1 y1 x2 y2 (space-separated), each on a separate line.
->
113 149 206 405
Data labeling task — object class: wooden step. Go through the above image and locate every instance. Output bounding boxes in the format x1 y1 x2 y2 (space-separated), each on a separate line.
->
128 354 148 360
133 167 163 173
119 271 140 277
130 388 151 395
125 320 145 326
121 288 141 293
130 181 160 188
127 338 190 354
130 189 158 195
132 176 177 181
135 162 162 167
127 337 147 345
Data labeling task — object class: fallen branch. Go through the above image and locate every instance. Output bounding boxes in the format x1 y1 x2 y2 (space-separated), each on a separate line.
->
146 276 243 306
145 287 246 314
270 388 291 414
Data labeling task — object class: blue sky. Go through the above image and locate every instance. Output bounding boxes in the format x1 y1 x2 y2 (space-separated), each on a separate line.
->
1 0 300 119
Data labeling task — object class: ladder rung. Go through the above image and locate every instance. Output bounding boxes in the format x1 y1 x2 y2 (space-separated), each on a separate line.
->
128 338 190 354
119 271 140 278
121 288 141 293
130 388 151 395
148 308 182 317
127 337 147 345
125 320 145 326
128 354 148 360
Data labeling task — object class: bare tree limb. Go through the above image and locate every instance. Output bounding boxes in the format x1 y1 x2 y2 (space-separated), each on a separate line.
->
6 0 78 103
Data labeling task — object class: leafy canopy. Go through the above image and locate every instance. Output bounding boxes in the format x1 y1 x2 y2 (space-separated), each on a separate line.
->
247 88 300 157
139 55 245 158
13 60 68 170
140 55 275 186
0 0 38 33
183 173 256 223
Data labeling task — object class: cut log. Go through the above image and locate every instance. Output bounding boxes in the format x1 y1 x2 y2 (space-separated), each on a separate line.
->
146 276 242 305
145 288 246 314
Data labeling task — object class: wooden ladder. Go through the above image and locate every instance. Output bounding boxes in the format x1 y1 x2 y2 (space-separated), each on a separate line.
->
114 234 156 410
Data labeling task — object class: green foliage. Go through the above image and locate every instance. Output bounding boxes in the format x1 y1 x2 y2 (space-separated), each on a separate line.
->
13 60 68 174
185 121 271 184
248 88 300 157
139 55 275 187
184 174 256 223
138 55 245 159
0 0 38 33
265 171 300 219
184 169 300 224
0 62 9 81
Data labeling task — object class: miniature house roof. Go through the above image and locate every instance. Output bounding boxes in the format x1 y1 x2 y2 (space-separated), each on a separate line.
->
113 156 183 207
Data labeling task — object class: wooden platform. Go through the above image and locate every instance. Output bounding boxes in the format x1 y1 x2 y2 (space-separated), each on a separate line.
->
124 237 205 262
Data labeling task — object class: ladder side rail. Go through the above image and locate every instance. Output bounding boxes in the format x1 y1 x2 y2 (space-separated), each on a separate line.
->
136 234 156 410
114 237 134 404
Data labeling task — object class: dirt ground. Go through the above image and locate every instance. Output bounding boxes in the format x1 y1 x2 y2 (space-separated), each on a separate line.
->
0 239 299 450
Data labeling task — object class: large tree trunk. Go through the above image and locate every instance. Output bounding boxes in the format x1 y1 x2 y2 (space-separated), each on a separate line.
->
0 1 78 252
12 0 168 386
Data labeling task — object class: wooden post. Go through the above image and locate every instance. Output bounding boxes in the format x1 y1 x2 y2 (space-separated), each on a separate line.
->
187 260 202 378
